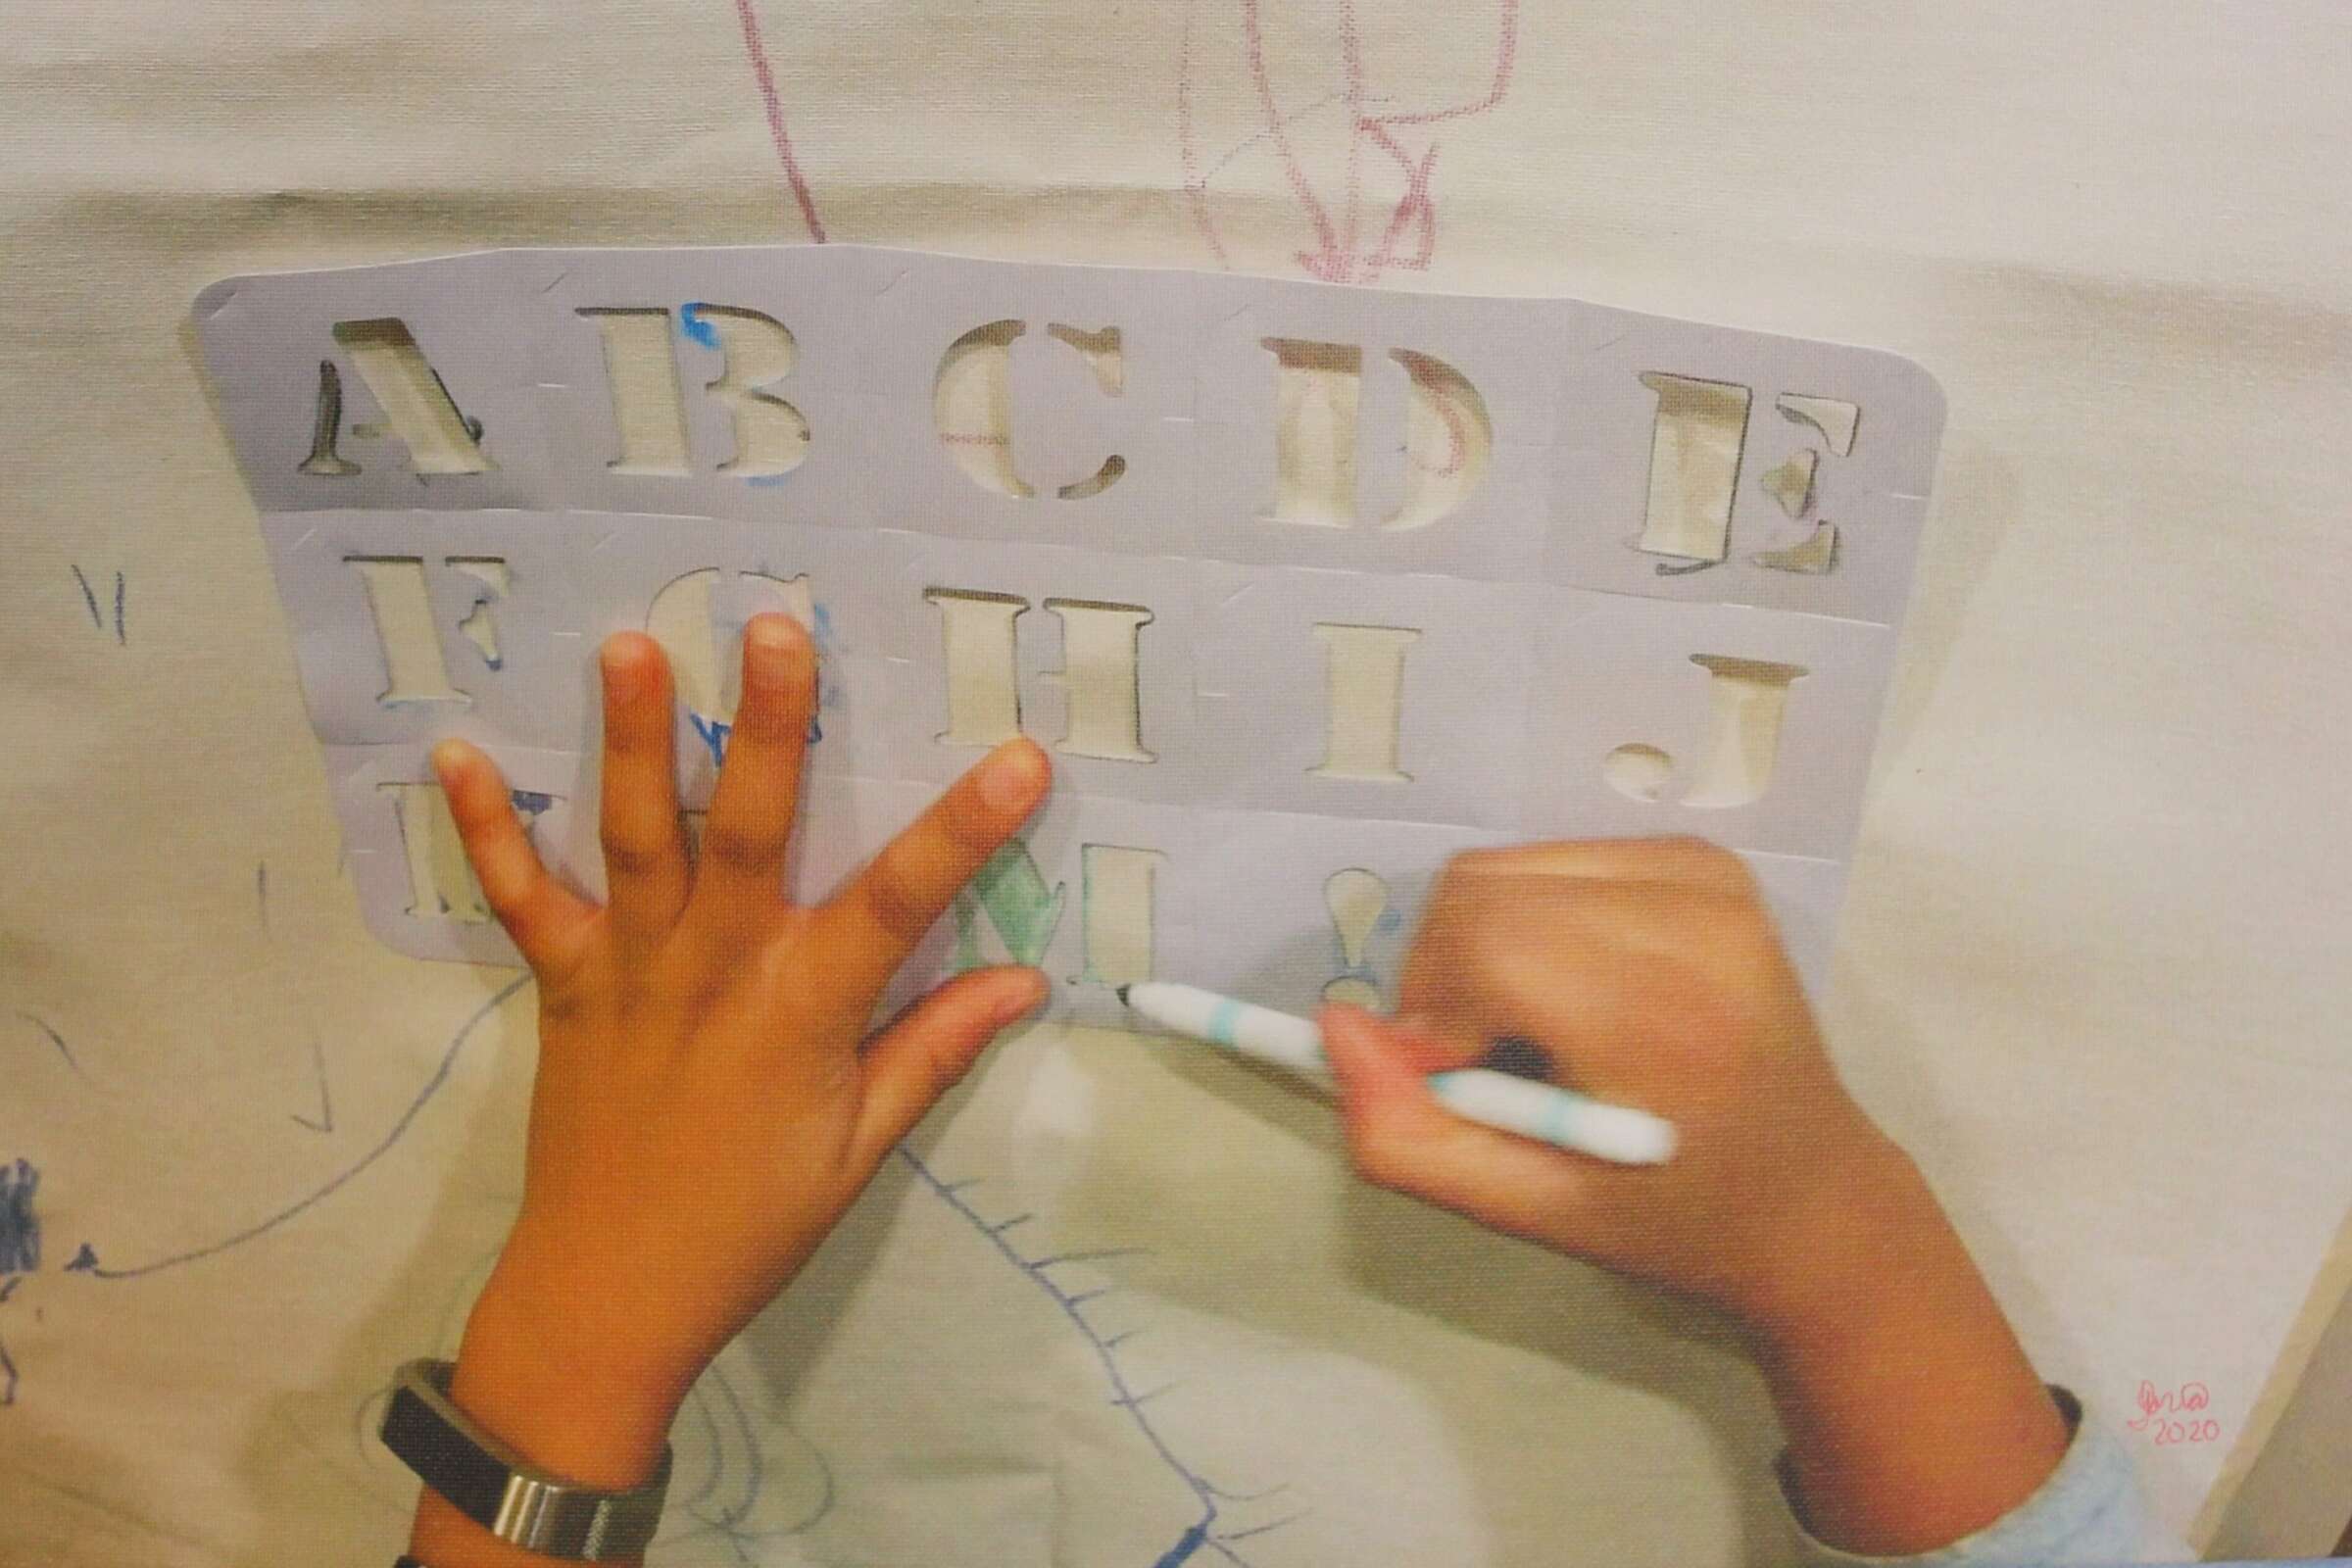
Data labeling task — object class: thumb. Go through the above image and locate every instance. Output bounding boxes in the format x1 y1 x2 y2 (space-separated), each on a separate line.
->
1320 1004 1596 1233
852 965 1049 1168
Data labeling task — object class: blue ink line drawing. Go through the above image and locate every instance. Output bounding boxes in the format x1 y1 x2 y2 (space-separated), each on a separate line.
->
256 860 270 937
0 1161 39 1273
18 1013 88 1085
897 1146 1289 1567
665 1359 839 1562
77 976 529 1280
115 570 126 644
679 302 720 349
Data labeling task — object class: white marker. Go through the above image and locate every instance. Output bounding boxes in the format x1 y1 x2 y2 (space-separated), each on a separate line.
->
1119 981 1678 1167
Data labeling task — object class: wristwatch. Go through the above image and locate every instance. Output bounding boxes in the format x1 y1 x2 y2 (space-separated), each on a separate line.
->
380 1357 671 1560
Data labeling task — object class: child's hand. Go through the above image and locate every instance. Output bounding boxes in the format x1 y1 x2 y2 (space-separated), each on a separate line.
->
1317 837 1897 1331
1318 838 2072 1554
414 614 1050 1562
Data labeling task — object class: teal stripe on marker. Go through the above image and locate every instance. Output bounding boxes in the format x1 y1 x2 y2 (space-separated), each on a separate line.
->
1205 997 1245 1046
1543 1088 1577 1147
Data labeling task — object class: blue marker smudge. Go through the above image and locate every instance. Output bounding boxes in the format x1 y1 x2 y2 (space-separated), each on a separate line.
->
1153 1524 1210 1567
679 303 719 349
688 711 732 769
745 472 793 489
0 1161 40 1274
509 789 555 816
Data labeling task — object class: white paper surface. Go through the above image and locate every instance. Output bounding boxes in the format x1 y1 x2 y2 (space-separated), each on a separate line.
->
4 5 2349 1564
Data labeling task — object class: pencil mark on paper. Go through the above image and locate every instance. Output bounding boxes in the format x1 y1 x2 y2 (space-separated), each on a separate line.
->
17 1014 88 1086
289 1032 336 1134
70 565 126 644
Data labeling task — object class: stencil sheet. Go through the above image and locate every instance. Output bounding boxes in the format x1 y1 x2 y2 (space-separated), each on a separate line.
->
195 244 1940 1020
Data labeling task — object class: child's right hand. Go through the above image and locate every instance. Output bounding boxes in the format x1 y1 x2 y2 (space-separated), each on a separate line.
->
1318 838 2073 1554
1317 836 1905 1334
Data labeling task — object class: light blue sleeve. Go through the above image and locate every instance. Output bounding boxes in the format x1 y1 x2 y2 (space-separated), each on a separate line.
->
1781 1389 2191 1566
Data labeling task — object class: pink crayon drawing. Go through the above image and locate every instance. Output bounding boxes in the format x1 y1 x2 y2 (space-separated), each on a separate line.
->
731 0 828 243
1182 0 1521 284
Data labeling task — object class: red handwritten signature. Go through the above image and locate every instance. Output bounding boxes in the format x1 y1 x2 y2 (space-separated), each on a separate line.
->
2128 1381 2220 1445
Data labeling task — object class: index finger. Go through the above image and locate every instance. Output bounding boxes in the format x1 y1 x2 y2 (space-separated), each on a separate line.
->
1440 836 1755 893
806 738 1052 1011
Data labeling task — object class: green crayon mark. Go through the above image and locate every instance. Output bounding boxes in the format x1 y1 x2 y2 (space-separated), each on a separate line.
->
952 892 985 973
958 839 1065 966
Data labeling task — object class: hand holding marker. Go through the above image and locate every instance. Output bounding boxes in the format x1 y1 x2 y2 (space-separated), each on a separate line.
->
1119 981 1678 1167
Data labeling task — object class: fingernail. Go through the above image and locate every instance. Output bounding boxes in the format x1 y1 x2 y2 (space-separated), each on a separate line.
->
978 739 1047 815
428 738 469 780
598 636 644 698
1317 1004 1366 1054
745 613 805 657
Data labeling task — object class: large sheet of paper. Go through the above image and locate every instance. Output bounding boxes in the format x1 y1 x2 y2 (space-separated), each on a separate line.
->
4 3 2349 1564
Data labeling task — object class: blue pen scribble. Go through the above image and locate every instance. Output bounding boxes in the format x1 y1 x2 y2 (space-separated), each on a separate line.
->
898 1146 1294 1565
509 789 555 816
0 1161 39 1274
679 303 720 349
63 1244 96 1273
1374 907 1403 937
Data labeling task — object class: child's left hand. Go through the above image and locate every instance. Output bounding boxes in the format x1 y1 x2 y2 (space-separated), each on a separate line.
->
414 612 1050 1564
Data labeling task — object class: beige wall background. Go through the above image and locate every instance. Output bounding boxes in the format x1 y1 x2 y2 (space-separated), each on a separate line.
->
3 3 2348 1562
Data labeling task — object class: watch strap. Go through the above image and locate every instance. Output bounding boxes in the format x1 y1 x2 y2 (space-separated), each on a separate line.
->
381 1357 670 1561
